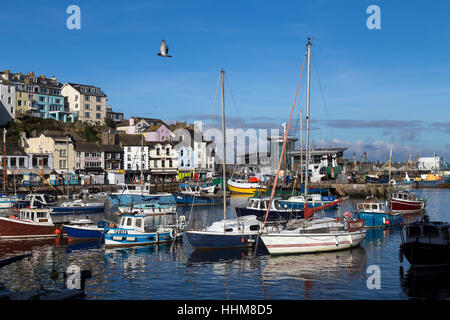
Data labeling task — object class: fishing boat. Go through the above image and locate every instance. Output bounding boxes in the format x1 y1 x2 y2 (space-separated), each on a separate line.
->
14 193 58 209
173 183 229 206
62 219 108 240
118 202 177 215
0 208 62 239
278 193 338 210
399 215 450 267
356 198 402 228
109 183 174 206
258 38 366 255
388 190 426 214
235 196 304 221
14 194 105 216
104 214 180 247
227 178 267 195
185 70 266 250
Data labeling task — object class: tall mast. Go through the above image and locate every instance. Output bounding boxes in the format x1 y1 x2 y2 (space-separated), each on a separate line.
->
140 133 144 186
300 108 303 187
2 128 6 193
304 38 312 204
221 70 227 221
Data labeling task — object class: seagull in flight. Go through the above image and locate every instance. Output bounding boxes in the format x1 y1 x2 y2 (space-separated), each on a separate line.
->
157 39 172 57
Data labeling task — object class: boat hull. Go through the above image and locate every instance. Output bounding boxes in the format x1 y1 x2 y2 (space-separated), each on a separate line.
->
358 211 402 228
173 192 227 205
109 193 174 206
62 225 105 240
185 231 259 249
0 217 59 239
260 230 366 255
235 207 303 221
50 205 105 215
104 229 173 247
227 180 267 195
401 242 450 267
390 199 424 213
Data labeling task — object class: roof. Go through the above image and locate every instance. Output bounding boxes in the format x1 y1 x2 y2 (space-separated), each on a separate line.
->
65 82 107 97
0 141 27 156
74 142 102 152
101 145 123 152
118 133 174 147
145 124 163 132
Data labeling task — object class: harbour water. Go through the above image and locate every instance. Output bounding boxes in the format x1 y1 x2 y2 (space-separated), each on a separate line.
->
0 189 449 300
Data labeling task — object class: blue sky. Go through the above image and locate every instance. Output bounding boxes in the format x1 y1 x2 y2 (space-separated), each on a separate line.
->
1 0 450 162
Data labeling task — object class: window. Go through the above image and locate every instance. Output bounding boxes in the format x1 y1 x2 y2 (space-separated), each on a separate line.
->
85 95 90 101
85 112 90 118
169 160 173 167
156 148 160 155
75 103 78 109
18 100 22 106
96 105 101 111
423 226 439 238
96 97 102 102
85 104 90 109
135 219 142 228
166 148 170 155
162 160 165 167
59 149 67 157
180 150 184 156
96 113 101 119
8 97 12 104
126 218 132 226
59 159 67 169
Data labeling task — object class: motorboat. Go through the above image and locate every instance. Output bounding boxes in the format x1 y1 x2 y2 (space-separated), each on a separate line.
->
400 215 450 267
0 208 62 239
356 198 402 228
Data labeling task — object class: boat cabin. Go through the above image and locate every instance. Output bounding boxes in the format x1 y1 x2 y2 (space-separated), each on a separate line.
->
116 183 151 193
15 208 54 225
247 197 284 211
117 215 147 232
357 201 387 213
16 194 57 208
404 221 449 245
389 191 418 201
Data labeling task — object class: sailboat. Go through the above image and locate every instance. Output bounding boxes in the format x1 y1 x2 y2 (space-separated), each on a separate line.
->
259 38 366 255
185 70 264 250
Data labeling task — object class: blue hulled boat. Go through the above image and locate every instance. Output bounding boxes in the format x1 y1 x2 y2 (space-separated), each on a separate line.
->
104 215 184 247
62 219 108 240
108 183 174 206
356 199 402 228
13 194 105 216
185 215 263 250
234 197 304 221
278 193 338 210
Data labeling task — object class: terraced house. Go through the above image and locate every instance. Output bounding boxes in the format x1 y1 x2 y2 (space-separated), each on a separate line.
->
62 83 107 124
1 70 75 122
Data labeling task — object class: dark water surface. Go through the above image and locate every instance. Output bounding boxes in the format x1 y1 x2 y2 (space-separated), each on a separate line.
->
0 189 449 300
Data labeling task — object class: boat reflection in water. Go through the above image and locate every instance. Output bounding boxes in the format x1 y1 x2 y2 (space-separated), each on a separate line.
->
262 247 367 299
400 265 450 299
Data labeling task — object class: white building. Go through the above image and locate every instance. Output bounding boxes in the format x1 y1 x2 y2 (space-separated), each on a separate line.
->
0 77 15 125
417 155 444 171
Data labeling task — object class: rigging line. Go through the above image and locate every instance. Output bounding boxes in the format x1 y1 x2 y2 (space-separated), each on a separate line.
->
262 50 307 228
207 73 222 132
311 53 334 147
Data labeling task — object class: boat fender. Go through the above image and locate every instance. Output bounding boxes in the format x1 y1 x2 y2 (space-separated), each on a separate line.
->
170 228 176 238
110 223 116 228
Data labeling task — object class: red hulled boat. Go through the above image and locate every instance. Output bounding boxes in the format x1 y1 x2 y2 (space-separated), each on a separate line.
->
388 190 426 214
0 208 61 239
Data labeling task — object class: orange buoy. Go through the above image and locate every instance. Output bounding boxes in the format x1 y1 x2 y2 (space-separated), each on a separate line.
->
54 228 61 235
241 237 245 244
